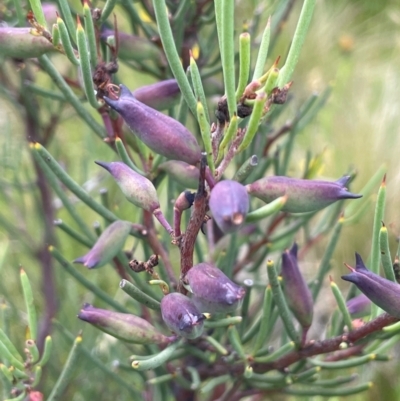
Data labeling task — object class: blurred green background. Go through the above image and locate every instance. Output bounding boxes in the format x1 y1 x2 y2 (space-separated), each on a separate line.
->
1 0 400 399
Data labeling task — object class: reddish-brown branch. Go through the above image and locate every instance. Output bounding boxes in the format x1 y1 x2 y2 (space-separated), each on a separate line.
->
196 313 398 378
179 155 208 291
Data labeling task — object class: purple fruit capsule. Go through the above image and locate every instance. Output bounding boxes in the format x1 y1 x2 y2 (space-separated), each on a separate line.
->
74 220 131 268
342 253 400 318
78 304 173 345
158 160 200 188
185 263 246 314
346 293 371 316
104 85 201 165
209 180 250 234
161 293 205 339
132 79 180 111
281 243 313 337
96 161 160 212
246 175 361 213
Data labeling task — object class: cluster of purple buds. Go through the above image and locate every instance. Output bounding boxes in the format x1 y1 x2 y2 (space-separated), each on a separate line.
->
104 85 201 165
209 180 250 234
342 253 400 318
160 293 205 339
184 263 246 314
74 220 131 268
246 175 361 213
78 304 174 345
281 243 313 343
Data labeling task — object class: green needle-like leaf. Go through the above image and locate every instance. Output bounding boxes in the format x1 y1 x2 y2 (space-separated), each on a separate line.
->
76 17 99 109
20 269 37 341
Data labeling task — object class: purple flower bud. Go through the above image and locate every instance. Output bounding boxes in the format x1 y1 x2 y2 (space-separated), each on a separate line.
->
342 253 400 318
346 294 371 316
246 175 361 213
95 161 159 212
74 220 131 268
158 160 200 188
161 293 205 339
78 304 173 345
0 27 55 59
184 263 246 314
209 180 250 234
281 243 313 332
104 85 201 165
132 79 180 111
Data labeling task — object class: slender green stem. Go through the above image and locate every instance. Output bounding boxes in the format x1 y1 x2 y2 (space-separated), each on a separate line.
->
236 32 251 100
26 83 65 102
284 383 372 397
253 341 296 363
31 143 125 226
0 341 25 371
50 246 129 313
217 115 238 162
197 102 215 174
20 269 37 341
311 216 344 300
267 260 300 344
132 340 183 370
115 138 145 175
370 177 386 274
38 336 52 367
253 285 273 354
201 375 231 394
252 17 271 80
54 321 140 397
309 354 378 369
190 56 209 123
32 149 96 241
119 279 161 311
152 0 197 116
47 335 82 401
204 316 242 328
57 17 80 65
54 219 94 248
218 0 236 119
52 24 60 46
38 56 106 139
99 0 118 23
234 155 258 183
57 0 76 44
0 329 23 363
380 223 395 281
76 19 100 109
237 93 266 152
83 2 98 69
246 196 287 223
370 177 386 318
12 0 26 27
228 325 246 359
204 336 228 355
330 278 353 332
28 0 47 27
277 0 317 86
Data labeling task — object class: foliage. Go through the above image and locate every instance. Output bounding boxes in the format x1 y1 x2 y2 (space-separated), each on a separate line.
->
1 0 400 400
